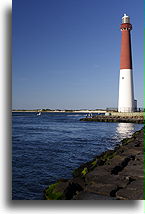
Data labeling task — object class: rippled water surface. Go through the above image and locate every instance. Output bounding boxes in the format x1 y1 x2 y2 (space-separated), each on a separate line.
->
12 112 143 199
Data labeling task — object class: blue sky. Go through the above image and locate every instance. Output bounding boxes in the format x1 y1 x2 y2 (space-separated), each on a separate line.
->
12 0 143 110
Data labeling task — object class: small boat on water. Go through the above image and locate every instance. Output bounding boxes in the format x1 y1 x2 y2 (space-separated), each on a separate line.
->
37 112 41 116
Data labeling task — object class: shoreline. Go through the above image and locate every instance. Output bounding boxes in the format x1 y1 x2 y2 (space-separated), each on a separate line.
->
12 110 107 113
44 128 144 200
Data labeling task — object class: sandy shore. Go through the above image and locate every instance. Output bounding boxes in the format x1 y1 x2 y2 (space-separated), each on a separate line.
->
44 128 144 200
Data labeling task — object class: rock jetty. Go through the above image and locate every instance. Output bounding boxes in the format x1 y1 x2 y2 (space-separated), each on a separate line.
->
44 128 144 200
80 115 144 124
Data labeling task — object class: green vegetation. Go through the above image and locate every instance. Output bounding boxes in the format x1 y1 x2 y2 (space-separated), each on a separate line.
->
101 151 117 161
45 182 63 200
121 137 133 145
91 160 97 166
81 167 88 176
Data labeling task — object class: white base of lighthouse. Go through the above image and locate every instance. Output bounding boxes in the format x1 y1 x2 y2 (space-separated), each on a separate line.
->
118 69 136 112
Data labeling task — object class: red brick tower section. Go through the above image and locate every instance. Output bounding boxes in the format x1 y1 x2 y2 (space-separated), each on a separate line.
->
120 23 132 69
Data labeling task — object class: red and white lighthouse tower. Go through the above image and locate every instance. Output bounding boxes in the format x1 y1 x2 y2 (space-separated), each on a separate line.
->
118 14 137 112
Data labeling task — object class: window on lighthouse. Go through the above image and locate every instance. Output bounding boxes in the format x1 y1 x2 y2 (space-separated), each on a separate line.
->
122 77 124 79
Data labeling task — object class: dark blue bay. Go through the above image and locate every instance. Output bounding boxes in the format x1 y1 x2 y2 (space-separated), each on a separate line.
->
12 112 143 200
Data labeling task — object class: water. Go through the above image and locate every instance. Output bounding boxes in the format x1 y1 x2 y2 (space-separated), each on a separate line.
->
12 112 143 200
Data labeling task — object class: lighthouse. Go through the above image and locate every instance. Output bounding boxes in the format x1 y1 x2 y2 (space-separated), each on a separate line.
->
118 14 137 112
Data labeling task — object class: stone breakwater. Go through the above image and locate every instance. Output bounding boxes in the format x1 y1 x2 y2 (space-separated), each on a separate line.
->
44 128 144 200
80 115 144 124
